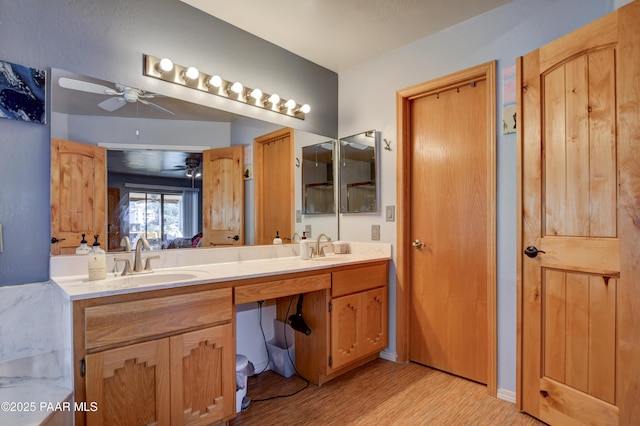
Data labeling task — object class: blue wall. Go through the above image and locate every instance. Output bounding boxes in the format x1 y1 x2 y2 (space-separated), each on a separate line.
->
0 0 338 285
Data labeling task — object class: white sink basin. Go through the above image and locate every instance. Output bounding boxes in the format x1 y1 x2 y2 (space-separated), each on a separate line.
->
107 270 205 287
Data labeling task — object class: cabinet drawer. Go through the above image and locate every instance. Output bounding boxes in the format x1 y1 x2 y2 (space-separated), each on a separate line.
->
235 274 331 304
84 288 232 350
332 262 388 298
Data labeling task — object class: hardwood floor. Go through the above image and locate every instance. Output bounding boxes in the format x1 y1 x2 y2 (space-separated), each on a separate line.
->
230 359 544 425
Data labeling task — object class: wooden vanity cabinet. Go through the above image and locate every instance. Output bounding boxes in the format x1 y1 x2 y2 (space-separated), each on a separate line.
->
74 287 235 426
294 261 389 384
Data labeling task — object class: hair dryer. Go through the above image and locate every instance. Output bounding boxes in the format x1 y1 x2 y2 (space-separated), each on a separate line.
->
288 294 312 335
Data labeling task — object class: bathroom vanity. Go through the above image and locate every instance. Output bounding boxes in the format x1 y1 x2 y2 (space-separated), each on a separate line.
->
52 243 391 425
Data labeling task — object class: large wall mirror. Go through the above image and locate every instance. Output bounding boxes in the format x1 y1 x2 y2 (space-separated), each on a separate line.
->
339 130 378 213
50 68 338 253
302 141 335 215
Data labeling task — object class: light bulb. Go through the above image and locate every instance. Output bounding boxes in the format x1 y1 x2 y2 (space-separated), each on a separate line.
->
250 88 263 101
208 75 222 88
300 104 311 114
184 66 199 80
158 58 174 73
284 99 296 110
268 93 280 105
230 82 243 94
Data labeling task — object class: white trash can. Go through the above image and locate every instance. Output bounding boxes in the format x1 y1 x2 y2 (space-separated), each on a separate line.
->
236 354 251 413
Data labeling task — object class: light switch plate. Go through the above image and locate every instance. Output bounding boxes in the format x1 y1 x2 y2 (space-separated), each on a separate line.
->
296 210 302 223
305 224 312 238
385 205 395 222
371 224 380 241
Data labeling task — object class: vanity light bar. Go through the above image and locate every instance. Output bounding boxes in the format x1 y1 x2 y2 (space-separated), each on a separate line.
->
143 54 309 120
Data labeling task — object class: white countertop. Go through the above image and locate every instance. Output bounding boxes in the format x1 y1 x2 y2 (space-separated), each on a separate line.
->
52 243 392 300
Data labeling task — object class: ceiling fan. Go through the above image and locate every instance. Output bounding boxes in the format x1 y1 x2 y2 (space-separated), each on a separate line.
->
58 77 175 115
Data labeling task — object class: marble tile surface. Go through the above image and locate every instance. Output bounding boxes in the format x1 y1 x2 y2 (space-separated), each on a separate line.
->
0 283 72 425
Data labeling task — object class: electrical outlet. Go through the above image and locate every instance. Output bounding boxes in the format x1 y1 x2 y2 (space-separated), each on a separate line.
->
385 205 395 222
305 224 312 238
371 224 380 241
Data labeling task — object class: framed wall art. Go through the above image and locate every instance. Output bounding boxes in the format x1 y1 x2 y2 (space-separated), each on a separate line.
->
0 59 46 124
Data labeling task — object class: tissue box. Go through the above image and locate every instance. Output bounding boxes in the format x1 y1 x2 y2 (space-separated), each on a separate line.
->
267 320 296 378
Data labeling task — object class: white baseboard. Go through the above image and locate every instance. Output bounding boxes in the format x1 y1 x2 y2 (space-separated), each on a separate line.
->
379 350 398 362
497 387 516 404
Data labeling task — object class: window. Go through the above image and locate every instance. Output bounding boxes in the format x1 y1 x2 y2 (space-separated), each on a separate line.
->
128 190 198 250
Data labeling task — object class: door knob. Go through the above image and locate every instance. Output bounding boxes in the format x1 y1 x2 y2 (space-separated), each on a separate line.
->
524 246 545 258
228 235 239 241
412 240 426 248
51 237 66 244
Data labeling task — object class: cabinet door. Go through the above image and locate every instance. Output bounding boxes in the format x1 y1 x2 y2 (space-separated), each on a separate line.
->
331 292 362 370
331 287 388 371
170 324 235 426
361 286 388 355
85 339 171 426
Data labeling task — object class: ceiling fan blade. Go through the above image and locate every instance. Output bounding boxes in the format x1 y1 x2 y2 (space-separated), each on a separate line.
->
138 99 175 115
58 77 120 95
98 97 126 112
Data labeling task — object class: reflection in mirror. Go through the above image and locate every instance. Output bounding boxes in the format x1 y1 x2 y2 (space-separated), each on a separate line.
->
302 141 335 215
339 130 378 213
50 68 339 252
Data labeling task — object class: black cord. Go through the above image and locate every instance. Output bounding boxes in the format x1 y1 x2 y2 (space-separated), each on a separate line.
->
251 295 310 402
253 300 271 376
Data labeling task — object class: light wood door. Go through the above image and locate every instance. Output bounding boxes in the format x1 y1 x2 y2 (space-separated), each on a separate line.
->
202 146 244 247
519 3 640 424
408 72 491 384
170 325 235 426
254 128 294 245
50 138 106 255
85 339 171 426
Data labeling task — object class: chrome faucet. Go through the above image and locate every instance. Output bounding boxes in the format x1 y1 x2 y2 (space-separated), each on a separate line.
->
315 233 332 257
291 232 301 242
133 237 150 272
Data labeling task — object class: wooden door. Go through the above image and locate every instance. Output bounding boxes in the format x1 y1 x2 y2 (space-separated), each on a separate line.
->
170 324 235 426
85 339 171 426
254 128 294 245
50 138 106 254
519 3 640 424
107 188 121 251
202 146 244 247
407 69 493 384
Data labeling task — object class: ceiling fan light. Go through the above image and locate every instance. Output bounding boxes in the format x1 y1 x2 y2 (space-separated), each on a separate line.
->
195 170 202 178
157 58 174 73
186 169 193 178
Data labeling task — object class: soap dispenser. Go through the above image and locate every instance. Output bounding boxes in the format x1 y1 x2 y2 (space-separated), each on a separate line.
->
300 231 309 260
273 231 283 245
76 233 91 255
88 235 107 281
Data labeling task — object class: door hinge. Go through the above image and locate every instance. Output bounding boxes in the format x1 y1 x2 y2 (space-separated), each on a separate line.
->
80 358 86 377
328 302 332 312
328 356 332 367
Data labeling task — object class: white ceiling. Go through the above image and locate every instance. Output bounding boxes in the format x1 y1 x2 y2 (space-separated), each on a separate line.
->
181 0 512 72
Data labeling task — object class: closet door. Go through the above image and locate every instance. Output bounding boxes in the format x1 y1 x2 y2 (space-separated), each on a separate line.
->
519 2 640 424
